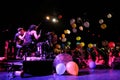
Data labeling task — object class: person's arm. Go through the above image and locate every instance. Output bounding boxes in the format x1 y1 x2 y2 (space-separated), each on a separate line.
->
18 32 26 40
95 56 99 64
32 30 40 40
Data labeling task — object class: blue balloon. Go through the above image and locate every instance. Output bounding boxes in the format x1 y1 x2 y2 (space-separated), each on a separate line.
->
56 63 66 75
89 61 96 69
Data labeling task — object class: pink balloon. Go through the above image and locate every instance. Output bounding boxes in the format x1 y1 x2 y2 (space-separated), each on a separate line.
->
66 61 79 76
83 21 90 28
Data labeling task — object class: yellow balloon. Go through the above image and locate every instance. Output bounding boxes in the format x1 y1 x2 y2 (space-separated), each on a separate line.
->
88 43 93 48
66 29 71 34
80 42 85 47
71 23 77 28
76 36 81 41
64 30 67 34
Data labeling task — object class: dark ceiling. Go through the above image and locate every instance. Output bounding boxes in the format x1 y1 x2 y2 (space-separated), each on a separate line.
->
0 0 120 41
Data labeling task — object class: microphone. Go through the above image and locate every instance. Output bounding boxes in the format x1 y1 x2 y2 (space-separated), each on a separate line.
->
39 30 42 35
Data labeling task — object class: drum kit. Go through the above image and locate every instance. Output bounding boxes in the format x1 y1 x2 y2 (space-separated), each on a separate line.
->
22 31 55 61
35 32 54 60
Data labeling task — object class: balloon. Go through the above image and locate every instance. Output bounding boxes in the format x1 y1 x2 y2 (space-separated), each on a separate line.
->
79 26 83 31
89 61 96 69
71 23 77 28
66 29 71 34
58 15 62 19
61 38 67 42
77 17 82 23
70 18 75 25
80 42 85 47
100 24 107 29
67 41 71 45
72 28 77 33
83 21 90 28
61 34 65 38
107 13 112 18
99 19 104 24
54 48 61 54
88 43 93 48
53 53 73 67
64 29 71 34
56 63 66 75
55 44 61 49
66 61 79 76
108 41 115 48
15 71 23 76
76 36 81 41
76 42 80 45
64 30 67 34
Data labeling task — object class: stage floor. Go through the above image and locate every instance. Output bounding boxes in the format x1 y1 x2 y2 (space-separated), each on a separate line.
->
1 69 120 80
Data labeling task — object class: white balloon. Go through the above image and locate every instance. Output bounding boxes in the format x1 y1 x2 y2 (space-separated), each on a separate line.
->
56 63 66 75
99 19 104 24
70 18 75 25
107 13 112 18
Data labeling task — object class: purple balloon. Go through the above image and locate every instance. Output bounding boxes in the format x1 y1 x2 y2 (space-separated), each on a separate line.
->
53 53 73 67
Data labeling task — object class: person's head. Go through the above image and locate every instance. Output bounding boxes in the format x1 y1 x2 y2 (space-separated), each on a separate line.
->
28 24 38 31
17 27 25 35
17 27 23 32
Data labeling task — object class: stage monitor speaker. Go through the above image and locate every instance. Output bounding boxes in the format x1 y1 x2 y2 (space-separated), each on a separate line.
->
23 60 54 76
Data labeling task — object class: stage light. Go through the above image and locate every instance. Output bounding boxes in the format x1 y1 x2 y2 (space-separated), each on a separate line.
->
46 16 50 20
52 18 58 23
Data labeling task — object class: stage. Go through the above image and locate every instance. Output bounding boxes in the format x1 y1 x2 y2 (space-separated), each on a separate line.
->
0 56 120 80
0 69 120 80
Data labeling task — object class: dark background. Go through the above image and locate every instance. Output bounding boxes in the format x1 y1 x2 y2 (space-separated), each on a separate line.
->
0 0 120 55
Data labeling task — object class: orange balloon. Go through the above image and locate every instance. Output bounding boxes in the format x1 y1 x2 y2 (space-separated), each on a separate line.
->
61 34 65 38
71 23 77 28
66 61 79 76
100 24 107 29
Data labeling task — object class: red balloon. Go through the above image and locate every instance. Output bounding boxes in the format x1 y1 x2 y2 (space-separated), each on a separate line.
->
58 15 62 19
108 42 115 48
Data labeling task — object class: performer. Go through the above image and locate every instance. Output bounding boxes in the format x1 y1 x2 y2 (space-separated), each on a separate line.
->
22 24 41 57
14 27 26 59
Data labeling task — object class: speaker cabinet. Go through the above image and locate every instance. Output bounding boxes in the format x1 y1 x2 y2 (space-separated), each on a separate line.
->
23 60 54 76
